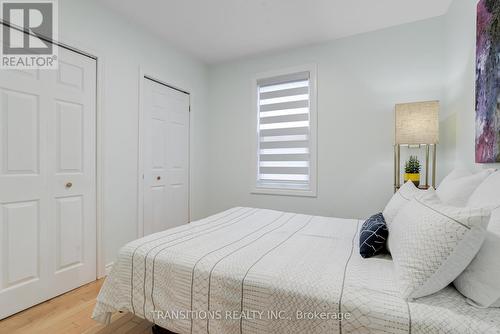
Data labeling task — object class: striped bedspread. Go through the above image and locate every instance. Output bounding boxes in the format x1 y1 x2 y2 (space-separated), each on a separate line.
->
93 207 500 334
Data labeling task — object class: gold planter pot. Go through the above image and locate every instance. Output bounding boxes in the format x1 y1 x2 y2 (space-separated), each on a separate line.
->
404 173 420 187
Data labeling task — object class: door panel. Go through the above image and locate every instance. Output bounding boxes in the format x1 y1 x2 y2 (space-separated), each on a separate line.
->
8 69 40 80
56 101 83 172
55 196 83 272
2 201 39 288
0 40 96 319
151 186 166 234
1 89 39 174
152 117 166 169
57 60 84 90
143 78 189 236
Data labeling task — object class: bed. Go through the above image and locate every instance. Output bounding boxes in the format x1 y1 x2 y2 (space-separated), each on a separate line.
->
93 207 500 333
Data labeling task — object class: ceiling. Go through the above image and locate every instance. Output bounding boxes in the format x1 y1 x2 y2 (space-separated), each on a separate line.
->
100 0 453 64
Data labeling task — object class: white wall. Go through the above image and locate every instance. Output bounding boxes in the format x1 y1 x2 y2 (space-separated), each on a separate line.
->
444 0 500 170
57 0 491 266
207 17 448 219
58 0 209 266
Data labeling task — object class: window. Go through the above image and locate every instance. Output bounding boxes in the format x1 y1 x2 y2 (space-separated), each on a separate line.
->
253 66 317 197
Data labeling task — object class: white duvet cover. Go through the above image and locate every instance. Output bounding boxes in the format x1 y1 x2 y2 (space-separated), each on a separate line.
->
93 207 500 334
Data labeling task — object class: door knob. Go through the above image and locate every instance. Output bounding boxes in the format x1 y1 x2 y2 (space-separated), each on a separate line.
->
156 176 161 181
65 182 73 188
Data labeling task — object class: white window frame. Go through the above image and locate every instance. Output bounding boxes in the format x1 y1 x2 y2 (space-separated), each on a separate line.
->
251 64 318 197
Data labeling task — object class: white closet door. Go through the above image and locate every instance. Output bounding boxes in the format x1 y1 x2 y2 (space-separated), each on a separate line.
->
0 45 96 319
46 47 97 296
143 78 189 236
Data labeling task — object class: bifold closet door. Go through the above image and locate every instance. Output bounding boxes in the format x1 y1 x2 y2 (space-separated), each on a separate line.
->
0 45 97 319
143 78 189 236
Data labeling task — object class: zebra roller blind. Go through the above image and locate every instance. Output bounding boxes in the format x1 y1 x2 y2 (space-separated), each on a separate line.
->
257 71 311 190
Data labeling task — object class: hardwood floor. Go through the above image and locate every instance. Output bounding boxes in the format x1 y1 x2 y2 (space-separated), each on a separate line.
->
0 279 153 334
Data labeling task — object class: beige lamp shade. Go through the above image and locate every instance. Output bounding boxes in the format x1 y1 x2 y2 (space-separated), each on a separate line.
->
395 101 439 144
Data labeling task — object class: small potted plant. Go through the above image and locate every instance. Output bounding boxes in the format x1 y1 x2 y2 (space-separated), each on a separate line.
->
404 155 421 187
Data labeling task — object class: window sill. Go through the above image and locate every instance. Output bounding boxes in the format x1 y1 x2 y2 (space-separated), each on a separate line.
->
251 187 317 198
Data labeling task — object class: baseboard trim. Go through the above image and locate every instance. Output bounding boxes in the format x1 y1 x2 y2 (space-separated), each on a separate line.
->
105 262 114 276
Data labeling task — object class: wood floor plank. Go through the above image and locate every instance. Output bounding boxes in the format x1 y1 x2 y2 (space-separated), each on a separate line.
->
81 312 130 334
0 280 104 334
0 279 153 334
123 320 152 334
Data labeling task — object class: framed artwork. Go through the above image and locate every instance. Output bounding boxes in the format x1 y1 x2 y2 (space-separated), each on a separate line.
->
476 0 500 163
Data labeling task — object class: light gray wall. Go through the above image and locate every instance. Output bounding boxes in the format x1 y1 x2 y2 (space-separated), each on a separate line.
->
443 0 500 170
59 0 210 265
206 17 448 219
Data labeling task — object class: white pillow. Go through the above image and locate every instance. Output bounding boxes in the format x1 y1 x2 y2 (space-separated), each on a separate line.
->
436 169 493 207
454 170 500 308
390 194 490 300
439 168 473 186
467 169 500 206
383 182 435 252
383 181 420 227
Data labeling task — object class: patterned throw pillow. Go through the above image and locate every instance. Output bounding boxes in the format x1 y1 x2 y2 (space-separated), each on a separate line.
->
359 213 388 258
390 195 490 300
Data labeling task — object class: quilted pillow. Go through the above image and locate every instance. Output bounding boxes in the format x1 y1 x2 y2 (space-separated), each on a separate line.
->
383 182 435 252
390 194 490 300
454 170 500 308
359 213 388 258
436 169 493 207
383 181 420 227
